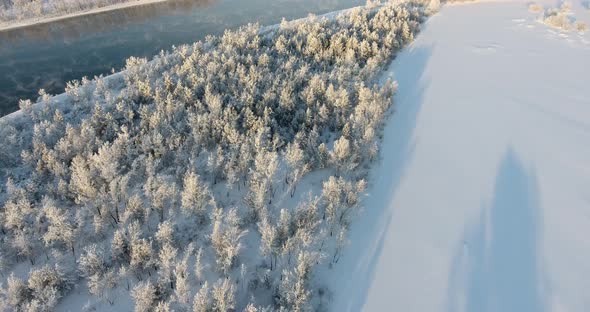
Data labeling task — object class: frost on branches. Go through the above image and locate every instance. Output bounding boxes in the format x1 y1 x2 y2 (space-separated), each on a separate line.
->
0 1 428 311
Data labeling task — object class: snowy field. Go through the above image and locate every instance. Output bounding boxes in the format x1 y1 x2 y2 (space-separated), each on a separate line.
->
327 0 590 311
1 0 589 311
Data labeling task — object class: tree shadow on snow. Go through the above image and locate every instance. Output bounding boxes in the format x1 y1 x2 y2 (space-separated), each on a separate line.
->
327 45 433 312
446 150 544 312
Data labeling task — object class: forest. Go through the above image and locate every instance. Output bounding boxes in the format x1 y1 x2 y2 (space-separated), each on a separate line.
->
0 1 430 311
0 0 157 23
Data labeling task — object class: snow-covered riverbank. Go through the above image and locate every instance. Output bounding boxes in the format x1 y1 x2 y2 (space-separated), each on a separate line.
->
327 0 590 311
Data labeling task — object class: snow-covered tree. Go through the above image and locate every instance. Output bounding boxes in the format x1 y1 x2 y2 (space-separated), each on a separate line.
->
69 155 98 205
144 175 177 223
111 228 130 263
181 171 210 223
27 265 70 311
155 220 175 247
43 197 78 256
132 281 157 312
285 142 309 197
88 268 117 305
174 251 192 306
158 243 178 290
212 278 235 312
130 238 154 276
258 216 278 270
331 136 353 174
192 281 210 312
211 208 247 275
78 244 106 277
194 247 205 284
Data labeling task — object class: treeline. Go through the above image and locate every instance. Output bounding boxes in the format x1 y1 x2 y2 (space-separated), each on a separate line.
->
0 1 428 311
0 0 152 23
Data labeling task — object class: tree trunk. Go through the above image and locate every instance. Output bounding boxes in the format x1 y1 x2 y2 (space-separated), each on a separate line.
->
115 205 120 223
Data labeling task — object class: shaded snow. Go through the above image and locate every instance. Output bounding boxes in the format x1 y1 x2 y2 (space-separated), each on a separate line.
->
327 1 590 311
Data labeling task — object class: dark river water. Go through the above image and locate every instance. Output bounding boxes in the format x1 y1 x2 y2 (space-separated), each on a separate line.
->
0 0 363 116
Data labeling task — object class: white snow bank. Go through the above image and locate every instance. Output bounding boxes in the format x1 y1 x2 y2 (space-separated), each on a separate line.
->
326 0 590 311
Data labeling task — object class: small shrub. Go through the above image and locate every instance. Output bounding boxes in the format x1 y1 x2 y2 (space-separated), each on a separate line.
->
528 3 543 13
542 11 573 31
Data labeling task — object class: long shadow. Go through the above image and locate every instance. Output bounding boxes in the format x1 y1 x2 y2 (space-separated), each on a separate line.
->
327 44 433 311
447 150 544 312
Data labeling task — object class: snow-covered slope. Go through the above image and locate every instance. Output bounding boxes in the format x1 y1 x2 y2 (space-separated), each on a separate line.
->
327 1 590 311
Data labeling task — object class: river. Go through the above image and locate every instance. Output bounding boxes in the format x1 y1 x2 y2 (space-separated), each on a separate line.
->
0 0 362 116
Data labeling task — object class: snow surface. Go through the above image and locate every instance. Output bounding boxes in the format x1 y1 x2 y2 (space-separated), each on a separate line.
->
327 1 590 311
3 1 589 311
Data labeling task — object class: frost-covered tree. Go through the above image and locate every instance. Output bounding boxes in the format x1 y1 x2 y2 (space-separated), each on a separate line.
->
78 244 107 278
207 146 226 185
331 136 353 174
155 220 176 247
244 303 258 312
3 274 29 310
192 281 210 312
194 246 205 284
144 175 177 222
130 238 154 276
158 243 178 290
111 228 130 263
247 150 279 219
154 300 172 312
132 281 157 312
322 176 366 236
88 268 117 305
211 208 247 275
12 230 38 265
258 215 278 270
277 251 316 312
285 142 309 197
106 175 130 224
181 171 210 223
69 155 98 205
27 265 70 311
212 278 235 312
122 194 145 225
173 245 193 306
43 197 78 256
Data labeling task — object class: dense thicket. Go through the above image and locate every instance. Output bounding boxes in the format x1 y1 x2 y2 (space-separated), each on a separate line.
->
0 1 428 311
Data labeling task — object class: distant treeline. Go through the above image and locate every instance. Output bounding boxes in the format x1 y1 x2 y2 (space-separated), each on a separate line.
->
0 0 151 23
